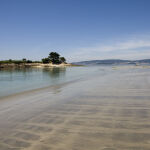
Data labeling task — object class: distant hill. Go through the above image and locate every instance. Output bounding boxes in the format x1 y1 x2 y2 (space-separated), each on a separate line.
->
72 59 150 65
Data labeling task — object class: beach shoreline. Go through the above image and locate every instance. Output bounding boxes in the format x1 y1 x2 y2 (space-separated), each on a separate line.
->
0 66 150 150
0 63 81 69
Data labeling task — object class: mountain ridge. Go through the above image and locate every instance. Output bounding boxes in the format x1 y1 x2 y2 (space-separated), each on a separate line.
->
72 59 150 65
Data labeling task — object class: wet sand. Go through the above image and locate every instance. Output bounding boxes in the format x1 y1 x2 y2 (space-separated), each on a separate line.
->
0 66 150 150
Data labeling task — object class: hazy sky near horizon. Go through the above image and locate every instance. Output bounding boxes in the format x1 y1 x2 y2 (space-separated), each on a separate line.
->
0 0 150 62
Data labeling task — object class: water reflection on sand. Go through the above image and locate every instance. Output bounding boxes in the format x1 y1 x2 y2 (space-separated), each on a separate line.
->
0 65 150 150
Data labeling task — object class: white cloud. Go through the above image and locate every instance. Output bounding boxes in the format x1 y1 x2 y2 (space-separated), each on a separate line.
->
66 36 150 62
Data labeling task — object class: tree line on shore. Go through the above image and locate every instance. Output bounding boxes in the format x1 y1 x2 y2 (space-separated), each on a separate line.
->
42 52 66 64
0 52 66 65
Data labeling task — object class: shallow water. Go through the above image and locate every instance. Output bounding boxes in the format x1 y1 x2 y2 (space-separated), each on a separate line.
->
0 66 108 97
0 65 150 150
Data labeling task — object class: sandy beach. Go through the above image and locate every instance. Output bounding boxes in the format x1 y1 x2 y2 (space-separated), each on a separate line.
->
0 66 150 150
0 63 77 69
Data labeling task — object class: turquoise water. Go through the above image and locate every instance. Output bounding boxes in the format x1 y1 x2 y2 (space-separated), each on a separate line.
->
0 66 108 97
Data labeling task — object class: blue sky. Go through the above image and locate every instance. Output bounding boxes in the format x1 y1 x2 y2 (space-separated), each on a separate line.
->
0 0 150 62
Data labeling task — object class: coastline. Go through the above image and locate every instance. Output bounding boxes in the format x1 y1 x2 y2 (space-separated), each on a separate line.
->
33 63 82 68
0 63 82 69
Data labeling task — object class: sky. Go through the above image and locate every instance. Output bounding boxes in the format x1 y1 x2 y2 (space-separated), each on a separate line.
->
0 0 150 62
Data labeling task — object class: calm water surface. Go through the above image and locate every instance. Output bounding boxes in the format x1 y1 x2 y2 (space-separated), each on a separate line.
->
0 66 112 97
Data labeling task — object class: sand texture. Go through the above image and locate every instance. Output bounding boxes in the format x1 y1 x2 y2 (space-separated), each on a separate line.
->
0 67 150 150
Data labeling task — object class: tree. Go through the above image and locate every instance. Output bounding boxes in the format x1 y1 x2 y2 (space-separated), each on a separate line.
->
22 58 27 63
42 58 50 64
26 60 32 63
42 52 67 64
48 52 60 64
9 59 12 63
60 57 66 63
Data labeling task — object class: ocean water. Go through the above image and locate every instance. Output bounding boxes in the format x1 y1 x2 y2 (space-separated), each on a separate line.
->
0 66 112 97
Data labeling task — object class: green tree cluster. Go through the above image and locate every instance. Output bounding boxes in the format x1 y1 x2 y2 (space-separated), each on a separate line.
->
0 59 34 64
42 52 66 64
